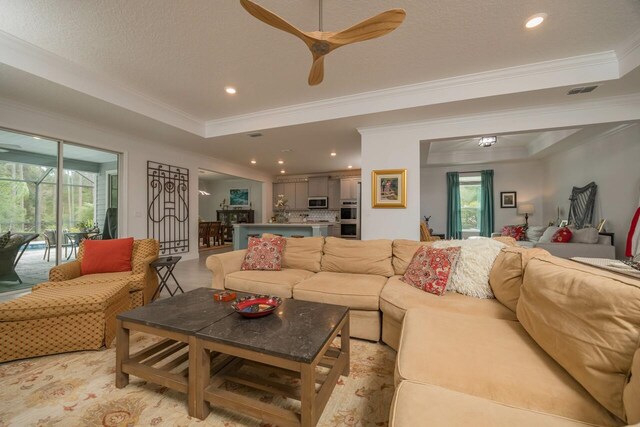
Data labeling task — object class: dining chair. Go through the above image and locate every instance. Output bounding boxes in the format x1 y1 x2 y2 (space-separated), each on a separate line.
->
199 222 211 247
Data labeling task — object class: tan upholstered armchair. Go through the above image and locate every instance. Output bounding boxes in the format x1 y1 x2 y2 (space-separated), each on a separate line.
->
37 239 160 308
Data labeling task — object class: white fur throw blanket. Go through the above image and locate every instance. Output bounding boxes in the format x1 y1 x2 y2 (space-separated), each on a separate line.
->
433 237 506 299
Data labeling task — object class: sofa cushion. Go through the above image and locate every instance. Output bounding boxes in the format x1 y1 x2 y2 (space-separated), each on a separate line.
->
526 225 548 243
380 276 516 324
401 246 461 296
390 380 598 427
625 348 640 425
282 236 324 272
551 227 572 243
517 257 640 423
569 226 599 244
321 237 394 277
489 246 550 312
293 271 386 310
396 309 622 426
392 239 432 275
501 224 526 241
225 269 314 298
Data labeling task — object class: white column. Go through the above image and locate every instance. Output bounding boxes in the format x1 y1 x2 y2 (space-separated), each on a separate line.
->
359 129 421 240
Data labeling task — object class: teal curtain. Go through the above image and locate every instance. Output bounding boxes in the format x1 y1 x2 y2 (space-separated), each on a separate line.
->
480 170 494 237
446 172 462 239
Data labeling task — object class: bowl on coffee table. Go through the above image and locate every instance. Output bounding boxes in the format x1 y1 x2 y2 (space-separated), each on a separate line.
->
231 294 282 318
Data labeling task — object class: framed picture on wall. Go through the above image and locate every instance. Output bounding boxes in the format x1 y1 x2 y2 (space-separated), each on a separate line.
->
500 191 517 208
229 188 250 208
372 169 407 208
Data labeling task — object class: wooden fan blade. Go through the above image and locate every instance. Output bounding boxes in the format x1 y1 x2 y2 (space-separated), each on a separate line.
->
240 0 309 43
308 56 325 86
327 8 406 46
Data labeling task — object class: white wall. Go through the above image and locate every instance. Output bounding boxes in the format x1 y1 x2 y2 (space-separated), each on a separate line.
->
198 178 263 222
360 131 420 240
421 160 545 236
0 99 273 260
543 124 640 258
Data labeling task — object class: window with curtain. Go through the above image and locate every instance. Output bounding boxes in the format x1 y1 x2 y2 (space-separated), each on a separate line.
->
447 170 494 238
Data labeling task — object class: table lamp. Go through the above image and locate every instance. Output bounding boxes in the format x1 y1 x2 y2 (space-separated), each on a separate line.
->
518 204 535 226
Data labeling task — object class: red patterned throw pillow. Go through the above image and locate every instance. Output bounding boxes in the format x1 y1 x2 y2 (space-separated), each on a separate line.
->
241 236 287 271
551 227 573 243
401 246 461 296
501 225 526 241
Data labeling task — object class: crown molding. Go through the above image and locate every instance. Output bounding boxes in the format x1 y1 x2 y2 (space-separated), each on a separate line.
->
0 31 205 137
205 51 619 137
617 29 640 77
357 93 640 140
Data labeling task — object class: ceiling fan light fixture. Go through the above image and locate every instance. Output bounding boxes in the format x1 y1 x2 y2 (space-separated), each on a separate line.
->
478 136 497 147
199 190 211 196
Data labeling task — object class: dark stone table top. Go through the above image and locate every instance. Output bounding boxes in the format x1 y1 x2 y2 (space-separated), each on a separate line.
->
195 298 349 363
117 288 249 335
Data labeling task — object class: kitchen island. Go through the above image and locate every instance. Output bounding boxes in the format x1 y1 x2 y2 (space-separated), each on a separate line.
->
233 223 334 250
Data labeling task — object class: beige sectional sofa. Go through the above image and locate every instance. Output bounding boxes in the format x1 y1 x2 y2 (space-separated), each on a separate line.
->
207 237 640 426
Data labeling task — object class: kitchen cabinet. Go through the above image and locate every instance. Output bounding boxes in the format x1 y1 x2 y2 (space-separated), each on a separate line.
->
340 178 359 200
273 183 285 205
294 182 308 209
308 176 328 197
331 223 341 237
283 183 297 208
328 179 340 209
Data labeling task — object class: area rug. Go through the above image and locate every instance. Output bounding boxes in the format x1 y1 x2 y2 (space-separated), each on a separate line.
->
0 333 396 426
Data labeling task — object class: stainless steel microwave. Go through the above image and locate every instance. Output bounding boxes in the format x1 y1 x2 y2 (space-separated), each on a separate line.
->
308 196 328 209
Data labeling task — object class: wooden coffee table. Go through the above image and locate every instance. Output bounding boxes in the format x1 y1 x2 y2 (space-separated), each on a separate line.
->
115 288 245 414
193 298 350 427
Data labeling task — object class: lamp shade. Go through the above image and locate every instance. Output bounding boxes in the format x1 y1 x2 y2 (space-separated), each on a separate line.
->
518 204 535 215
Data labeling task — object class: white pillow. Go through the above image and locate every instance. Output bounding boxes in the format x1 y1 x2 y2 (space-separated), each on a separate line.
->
526 226 547 243
432 237 506 299
539 226 559 243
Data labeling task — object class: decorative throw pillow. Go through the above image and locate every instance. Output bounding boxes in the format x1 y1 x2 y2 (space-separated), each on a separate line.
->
551 227 573 243
538 226 560 243
241 236 286 271
526 226 548 243
0 231 10 248
501 225 526 241
433 237 506 299
568 226 599 244
81 237 135 275
401 246 461 296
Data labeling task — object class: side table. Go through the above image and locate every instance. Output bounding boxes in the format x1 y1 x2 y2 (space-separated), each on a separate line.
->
151 256 184 300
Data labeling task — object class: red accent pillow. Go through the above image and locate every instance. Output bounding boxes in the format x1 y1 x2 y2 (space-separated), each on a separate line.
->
501 225 526 241
81 237 134 275
401 246 461 296
241 236 286 271
552 227 573 243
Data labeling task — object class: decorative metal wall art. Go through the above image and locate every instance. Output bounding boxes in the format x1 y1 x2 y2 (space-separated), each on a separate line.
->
147 161 190 254
567 181 597 229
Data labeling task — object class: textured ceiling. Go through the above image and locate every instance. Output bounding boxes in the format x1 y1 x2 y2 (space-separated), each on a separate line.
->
0 0 638 120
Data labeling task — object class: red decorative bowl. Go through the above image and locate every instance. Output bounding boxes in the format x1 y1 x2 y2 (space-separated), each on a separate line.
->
232 295 282 318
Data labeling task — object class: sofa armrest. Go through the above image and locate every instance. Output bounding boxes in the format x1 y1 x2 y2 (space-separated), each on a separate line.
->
48 261 82 281
206 250 247 290
134 255 159 304
534 242 616 259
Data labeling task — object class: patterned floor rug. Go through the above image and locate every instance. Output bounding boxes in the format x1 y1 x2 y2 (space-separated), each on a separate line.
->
0 333 396 426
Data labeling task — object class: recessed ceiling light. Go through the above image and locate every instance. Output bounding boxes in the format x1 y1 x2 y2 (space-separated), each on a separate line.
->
250 160 257 164
525 13 546 29
478 136 497 147
330 152 337 157
225 86 237 94
280 170 286 174
347 165 353 169
278 160 284 164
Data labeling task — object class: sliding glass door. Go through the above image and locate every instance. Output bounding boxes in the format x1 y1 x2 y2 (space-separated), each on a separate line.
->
0 128 119 293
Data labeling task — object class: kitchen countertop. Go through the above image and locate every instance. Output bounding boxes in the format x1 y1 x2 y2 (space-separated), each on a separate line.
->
236 223 335 227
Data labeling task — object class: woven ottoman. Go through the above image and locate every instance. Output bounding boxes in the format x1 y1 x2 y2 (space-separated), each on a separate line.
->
0 280 130 363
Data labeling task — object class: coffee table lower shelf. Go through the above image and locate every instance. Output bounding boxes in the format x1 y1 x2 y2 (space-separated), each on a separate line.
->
193 316 350 427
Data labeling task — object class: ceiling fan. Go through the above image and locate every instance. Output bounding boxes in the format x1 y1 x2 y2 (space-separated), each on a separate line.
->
240 0 406 86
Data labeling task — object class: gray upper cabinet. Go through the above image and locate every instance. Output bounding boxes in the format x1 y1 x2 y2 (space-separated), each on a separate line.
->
273 183 285 205
328 179 340 209
294 182 308 209
308 176 329 197
340 178 359 200
283 182 297 208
